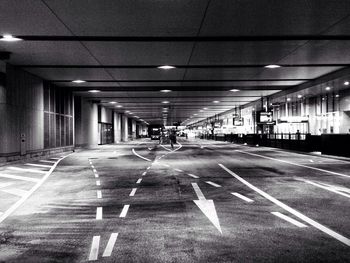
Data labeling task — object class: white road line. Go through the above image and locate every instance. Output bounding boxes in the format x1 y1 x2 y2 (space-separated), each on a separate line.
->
191 183 206 200
97 190 102 199
93 169 97 173
236 150 350 178
219 163 350 246
89 236 100 261
205 181 222 188
271 212 307 228
25 163 52 168
102 233 119 257
147 166 151 170
298 179 350 199
91 165 95 169
160 144 172 151
142 172 147 176
2 188 28 197
164 164 170 167
8 167 47 174
132 149 152 162
96 207 103 220
0 182 13 189
119 205 130 217
94 174 99 178
174 169 183 172
96 180 101 186
39 160 56 164
0 154 72 224
231 192 254 203
49 157 61 160
0 173 40 183
129 188 137 196
319 183 350 194
188 173 199 179
136 178 142 184
309 160 314 163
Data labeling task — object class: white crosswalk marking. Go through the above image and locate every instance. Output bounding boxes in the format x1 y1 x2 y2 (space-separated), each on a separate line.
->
2 188 28 197
8 167 47 174
0 173 40 182
25 163 52 168
88 236 100 261
0 182 14 189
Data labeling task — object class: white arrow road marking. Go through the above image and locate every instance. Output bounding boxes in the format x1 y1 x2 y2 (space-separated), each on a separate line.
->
8 167 47 174
297 178 350 199
0 173 39 183
271 212 307 228
120 205 130 218
89 236 100 261
2 188 28 197
205 181 222 188
219 163 350 246
191 183 222 234
231 192 254 203
102 233 119 257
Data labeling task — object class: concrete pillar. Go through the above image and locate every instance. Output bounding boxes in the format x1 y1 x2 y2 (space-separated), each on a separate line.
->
121 114 128 142
132 119 137 139
113 112 122 143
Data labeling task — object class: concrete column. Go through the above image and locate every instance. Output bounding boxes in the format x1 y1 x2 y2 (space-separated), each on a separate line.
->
132 119 137 139
113 112 122 143
121 114 128 142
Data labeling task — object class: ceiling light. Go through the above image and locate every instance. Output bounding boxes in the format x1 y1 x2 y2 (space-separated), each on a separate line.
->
199 110 203 112
297 95 302 98
88 90 100 93
286 98 291 101
0 34 22 42
160 89 172 93
109 101 117 104
213 101 220 103
135 116 139 118
193 114 198 115
72 80 86 83
265 65 281 69
158 65 175 70
336 94 339 98
344 81 349 86
162 101 170 104
230 89 240 92
325 86 331 90
203 107 208 110
116 105 123 108
125 110 130 113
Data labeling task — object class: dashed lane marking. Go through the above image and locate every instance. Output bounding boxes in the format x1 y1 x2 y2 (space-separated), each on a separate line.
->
119 205 130 217
25 163 52 168
136 178 142 184
96 207 103 220
129 188 137 196
88 236 100 261
96 180 101 186
91 165 95 169
174 169 183 172
102 233 119 257
188 173 199 179
39 160 56 164
236 150 350 178
147 166 151 170
298 179 350 199
231 192 254 203
205 181 222 188
8 167 47 174
271 212 307 228
94 174 99 178
97 190 102 199
0 173 40 183
142 172 147 176
2 188 28 197
93 169 97 173
219 163 350 247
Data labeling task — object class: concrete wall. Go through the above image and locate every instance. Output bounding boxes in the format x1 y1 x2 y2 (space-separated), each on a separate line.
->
0 65 44 156
100 106 112 123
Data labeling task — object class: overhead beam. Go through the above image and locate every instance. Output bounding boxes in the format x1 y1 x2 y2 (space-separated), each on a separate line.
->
52 78 310 82
72 86 285 91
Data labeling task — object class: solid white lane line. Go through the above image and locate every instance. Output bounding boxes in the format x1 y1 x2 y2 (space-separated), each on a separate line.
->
132 149 152 162
2 188 28 197
97 190 102 199
299 179 350 199
205 181 222 188
49 157 61 160
231 192 254 203
129 188 137 196
236 150 350 178
25 163 52 168
191 183 206 200
0 182 13 189
94 174 99 178
8 167 47 174
119 205 130 217
96 207 103 220
39 160 56 164
188 173 199 179
89 236 100 261
96 180 101 186
174 169 183 172
0 173 40 183
219 163 350 246
271 212 307 228
0 154 72 224
102 233 119 257
142 172 147 176
136 178 142 184
320 183 350 194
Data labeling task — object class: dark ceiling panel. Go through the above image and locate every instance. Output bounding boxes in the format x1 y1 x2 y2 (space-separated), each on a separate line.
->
44 0 208 36
106 68 186 81
200 0 350 36
257 66 343 79
184 68 268 80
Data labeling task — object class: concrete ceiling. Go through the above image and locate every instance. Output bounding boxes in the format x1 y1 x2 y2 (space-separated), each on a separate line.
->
1 0 350 125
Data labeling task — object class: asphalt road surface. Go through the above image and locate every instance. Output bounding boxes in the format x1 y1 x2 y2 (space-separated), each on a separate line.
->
0 138 349 262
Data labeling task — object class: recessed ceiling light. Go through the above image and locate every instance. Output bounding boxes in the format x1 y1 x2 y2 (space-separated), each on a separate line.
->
325 86 331 90
193 114 198 115
265 64 281 69
116 105 123 108
213 101 220 103
135 116 140 118
199 110 203 112
230 89 240 92
203 107 208 110
72 80 86 83
297 95 302 98
160 89 172 93
88 90 100 93
125 110 130 113
344 81 349 86
335 94 339 98
109 101 117 104
162 101 170 104
158 65 175 70
286 98 291 101
0 34 22 42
